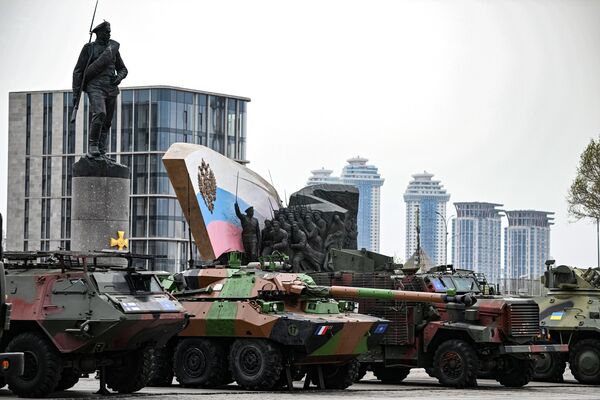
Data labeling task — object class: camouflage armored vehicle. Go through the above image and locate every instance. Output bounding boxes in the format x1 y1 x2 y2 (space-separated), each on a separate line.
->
0 214 24 383
158 255 475 390
0 250 188 397
533 260 600 384
311 249 567 388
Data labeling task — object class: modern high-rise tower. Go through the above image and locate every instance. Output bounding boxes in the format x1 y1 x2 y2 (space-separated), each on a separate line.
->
452 202 503 284
404 172 450 265
306 157 384 252
504 210 554 280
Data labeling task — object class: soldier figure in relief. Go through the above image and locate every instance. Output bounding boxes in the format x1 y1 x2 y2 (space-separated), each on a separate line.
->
72 21 128 158
234 203 261 262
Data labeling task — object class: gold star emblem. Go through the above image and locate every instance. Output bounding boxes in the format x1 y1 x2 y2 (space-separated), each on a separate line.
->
110 231 129 251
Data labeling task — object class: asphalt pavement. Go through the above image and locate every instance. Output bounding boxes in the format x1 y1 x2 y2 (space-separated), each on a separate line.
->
0 369 597 400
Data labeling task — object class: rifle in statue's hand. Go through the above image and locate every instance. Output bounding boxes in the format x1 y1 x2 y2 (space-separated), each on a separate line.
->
70 0 98 124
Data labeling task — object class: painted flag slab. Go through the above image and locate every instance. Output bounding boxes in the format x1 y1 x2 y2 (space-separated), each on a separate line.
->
163 143 282 260
550 311 564 320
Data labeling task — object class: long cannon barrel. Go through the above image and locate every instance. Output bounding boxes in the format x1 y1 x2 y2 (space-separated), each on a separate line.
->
299 284 476 306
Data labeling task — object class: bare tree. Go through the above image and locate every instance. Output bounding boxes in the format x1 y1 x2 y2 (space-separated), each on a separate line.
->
567 137 600 267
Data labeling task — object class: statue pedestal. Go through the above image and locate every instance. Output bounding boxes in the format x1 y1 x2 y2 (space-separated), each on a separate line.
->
71 156 130 266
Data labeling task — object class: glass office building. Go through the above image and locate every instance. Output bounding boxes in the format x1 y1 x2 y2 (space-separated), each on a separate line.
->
504 210 553 280
452 202 503 284
7 86 250 272
404 172 450 265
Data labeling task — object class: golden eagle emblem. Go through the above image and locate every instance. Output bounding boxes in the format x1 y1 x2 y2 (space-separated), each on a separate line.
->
198 159 217 213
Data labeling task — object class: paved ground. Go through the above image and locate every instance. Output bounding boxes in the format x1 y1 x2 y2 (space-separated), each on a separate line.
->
0 369 597 400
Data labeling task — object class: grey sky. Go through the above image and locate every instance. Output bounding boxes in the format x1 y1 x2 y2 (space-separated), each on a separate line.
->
1 0 600 266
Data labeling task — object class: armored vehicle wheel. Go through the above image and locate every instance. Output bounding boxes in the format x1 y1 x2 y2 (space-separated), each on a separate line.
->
570 338 600 384
5 332 63 398
174 338 230 387
495 356 533 387
105 349 152 393
147 347 174 387
322 359 360 389
229 339 283 390
355 364 368 382
533 352 565 383
55 368 80 391
372 364 410 383
433 339 478 388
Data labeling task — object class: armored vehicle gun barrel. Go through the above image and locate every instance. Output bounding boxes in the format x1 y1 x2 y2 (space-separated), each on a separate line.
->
311 285 476 306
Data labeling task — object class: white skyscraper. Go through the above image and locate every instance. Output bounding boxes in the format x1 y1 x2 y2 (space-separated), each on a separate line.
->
452 202 503 284
504 210 554 280
404 172 450 265
307 157 384 252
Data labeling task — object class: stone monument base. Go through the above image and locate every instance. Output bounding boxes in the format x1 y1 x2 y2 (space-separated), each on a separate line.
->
71 156 130 266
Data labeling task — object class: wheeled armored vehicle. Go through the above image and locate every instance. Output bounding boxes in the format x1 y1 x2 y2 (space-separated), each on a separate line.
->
533 260 600 384
157 255 475 390
311 249 567 388
0 250 188 397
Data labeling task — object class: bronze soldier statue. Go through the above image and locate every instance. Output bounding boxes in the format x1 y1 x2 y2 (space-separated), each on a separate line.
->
260 219 274 257
270 221 289 255
72 21 127 158
289 223 308 272
234 203 261 262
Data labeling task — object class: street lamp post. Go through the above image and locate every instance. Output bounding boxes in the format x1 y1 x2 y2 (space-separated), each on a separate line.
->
435 211 454 266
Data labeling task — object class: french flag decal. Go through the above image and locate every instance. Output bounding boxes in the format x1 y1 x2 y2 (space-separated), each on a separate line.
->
315 325 333 336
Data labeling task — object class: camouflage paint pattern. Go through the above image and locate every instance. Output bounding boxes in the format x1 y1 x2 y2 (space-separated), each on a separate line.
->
5 267 188 353
176 267 395 364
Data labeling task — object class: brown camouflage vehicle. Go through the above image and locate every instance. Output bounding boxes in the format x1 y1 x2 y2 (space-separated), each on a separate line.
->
311 249 568 388
157 255 475 390
532 260 600 384
0 250 188 397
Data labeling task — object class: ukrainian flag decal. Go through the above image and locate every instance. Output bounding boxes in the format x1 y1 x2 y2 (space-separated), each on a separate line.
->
550 311 564 320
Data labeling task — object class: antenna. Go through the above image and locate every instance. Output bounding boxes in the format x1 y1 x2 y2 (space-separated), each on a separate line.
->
187 178 194 269
416 206 421 268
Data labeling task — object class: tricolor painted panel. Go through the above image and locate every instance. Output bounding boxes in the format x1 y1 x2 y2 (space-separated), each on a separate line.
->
163 143 282 260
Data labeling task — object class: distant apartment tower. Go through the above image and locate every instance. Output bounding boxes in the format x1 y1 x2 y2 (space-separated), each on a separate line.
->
307 168 340 185
452 202 503 284
404 172 450 265
504 210 554 280
6 86 250 272
307 157 384 252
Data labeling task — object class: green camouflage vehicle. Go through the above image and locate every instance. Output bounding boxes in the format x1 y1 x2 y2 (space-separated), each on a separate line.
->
0 214 24 383
533 260 600 384
156 255 475 390
311 249 567 388
0 250 188 397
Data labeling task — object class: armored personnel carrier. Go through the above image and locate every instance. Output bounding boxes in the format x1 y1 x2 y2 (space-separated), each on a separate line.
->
0 250 188 397
159 255 474 390
533 260 600 384
311 249 567 388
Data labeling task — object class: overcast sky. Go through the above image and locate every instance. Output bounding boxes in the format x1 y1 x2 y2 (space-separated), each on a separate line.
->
1 0 600 266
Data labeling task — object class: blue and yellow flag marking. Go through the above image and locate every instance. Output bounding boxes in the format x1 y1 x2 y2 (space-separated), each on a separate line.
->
550 311 564 320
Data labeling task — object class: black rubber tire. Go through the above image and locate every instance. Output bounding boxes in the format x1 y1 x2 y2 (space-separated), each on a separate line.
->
105 349 152 393
372 364 411 384
570 338 600 384
533 352 565 383
355 364 369 382
433 339 478 388
322 359 360 389
0 376 5 389
495 356 533 387
55 368 80 391
5 332 63 398
147 347 175 387
174 338 231 388
229 339 283 390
